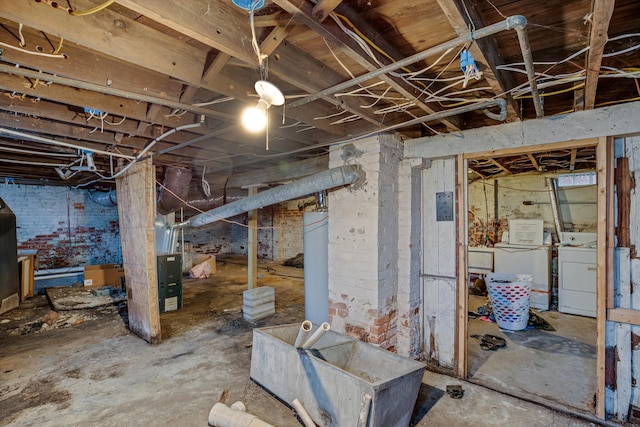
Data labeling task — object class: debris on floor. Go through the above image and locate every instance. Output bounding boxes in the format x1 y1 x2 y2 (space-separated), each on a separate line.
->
446 384 464 399
10 310 98 335
282 252 304 268
471 334 507 351
527 310 556 331
469 277 487 296
469 300 556 332
46 286 126 311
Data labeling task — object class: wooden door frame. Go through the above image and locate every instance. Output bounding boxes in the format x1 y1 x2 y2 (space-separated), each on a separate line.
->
454 137 609 418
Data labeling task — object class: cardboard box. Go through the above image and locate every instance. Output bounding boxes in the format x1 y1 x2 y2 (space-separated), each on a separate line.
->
84 264 125 288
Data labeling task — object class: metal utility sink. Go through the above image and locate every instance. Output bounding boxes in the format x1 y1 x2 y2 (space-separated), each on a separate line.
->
250 323 425 427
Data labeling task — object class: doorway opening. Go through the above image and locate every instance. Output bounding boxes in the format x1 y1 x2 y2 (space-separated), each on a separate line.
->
462 143 600 414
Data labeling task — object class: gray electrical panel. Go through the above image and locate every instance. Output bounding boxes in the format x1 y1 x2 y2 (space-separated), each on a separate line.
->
157 253 182 313
436 191 454 221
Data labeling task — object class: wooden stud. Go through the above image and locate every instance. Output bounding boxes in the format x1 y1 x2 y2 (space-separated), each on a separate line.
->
608 308 640 326
616 157 633 248
595 135 613 418
455 155 468 378
115 158 161 344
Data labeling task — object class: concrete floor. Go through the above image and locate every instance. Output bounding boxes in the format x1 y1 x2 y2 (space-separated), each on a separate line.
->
0 257 605 426
468 295 598 415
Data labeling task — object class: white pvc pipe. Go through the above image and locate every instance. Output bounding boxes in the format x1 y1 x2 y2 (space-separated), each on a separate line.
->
291 399 315 427
294 320 313 348
208 402 274 427
301 322 331 349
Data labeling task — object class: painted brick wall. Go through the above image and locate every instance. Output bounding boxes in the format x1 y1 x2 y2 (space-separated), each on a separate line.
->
0 184 121 269
468 173 597 246
396 158 423 358
328 134 402 351
181 198 312 261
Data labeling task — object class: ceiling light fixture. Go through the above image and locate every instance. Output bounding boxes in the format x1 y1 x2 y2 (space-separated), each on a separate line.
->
231 0 264 11
241 80 285 133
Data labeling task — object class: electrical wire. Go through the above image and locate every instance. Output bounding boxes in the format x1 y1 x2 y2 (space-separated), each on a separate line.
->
0 41 66 58
17 23 25 47
69 0 115 16
201 166 211 197
155 180 278 231
94 122 202 180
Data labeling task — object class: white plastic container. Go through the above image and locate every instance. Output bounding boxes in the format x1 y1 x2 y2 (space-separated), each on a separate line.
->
486 273 533 331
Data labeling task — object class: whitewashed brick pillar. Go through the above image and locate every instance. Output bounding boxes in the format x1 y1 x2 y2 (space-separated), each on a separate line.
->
327 134 402 350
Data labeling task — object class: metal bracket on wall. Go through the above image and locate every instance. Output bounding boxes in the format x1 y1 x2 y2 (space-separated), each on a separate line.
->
436 191 454 221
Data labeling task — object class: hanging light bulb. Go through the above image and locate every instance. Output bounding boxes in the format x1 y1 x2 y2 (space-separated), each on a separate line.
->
241 80 285 133
241 99 269 133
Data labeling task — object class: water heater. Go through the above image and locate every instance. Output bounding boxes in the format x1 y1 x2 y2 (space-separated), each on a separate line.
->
303 211 329 324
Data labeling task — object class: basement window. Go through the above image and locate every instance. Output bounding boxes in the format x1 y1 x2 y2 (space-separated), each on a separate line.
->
557 172 596 187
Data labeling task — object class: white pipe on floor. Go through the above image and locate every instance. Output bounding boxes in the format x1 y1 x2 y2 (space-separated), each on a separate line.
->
291 399 315 427
301 322 331 349
294 320 313 348
208 401 274 427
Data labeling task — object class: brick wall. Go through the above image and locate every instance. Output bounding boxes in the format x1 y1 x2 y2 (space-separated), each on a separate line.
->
0 184 121 269
181 197 313 261
328 134 402 351
468 173 597 246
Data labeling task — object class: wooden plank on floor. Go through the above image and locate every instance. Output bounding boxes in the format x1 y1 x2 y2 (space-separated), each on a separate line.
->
116 158 161 344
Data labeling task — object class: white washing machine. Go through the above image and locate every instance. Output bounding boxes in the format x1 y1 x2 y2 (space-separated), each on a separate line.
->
493 243 551 310
558 246 597 317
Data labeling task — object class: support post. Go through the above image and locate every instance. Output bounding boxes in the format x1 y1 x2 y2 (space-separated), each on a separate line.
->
116 158 160 344
247 186 258 290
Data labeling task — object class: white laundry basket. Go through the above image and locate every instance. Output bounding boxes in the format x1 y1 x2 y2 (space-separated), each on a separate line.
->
486 273 533 331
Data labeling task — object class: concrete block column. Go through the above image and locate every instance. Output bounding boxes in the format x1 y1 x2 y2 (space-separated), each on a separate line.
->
327 134 402 351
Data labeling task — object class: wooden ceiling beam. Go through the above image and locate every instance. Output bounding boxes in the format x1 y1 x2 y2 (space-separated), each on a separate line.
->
527 153 540 170
180 52 232 104
273 0 463 131
435 0 520 121
312 0 344 22
570 148 578 171
116 0 384 132
0 0 345 139
584 0 615 109
0 1 207 85
0 19 183 102
467 166 487 180
488 158 512 174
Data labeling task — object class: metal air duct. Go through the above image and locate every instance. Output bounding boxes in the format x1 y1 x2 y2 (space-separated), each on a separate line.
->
177 165 363 229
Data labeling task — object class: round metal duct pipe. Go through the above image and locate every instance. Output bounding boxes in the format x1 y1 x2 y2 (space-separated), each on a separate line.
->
157 165 192 215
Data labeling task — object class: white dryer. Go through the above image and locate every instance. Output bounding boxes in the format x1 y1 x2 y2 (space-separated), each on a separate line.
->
558 246 596 317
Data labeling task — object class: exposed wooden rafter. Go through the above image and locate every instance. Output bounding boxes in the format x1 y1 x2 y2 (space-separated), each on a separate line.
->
435 0 520 121
527 153 540 170
312 0 344 22
584 0 615 109
272 0 463 131
488 158 512 174
570 147 578 170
